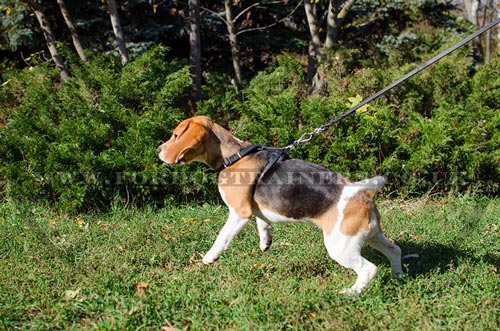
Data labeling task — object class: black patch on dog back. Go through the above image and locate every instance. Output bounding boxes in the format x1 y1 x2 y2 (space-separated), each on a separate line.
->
254 159 347 219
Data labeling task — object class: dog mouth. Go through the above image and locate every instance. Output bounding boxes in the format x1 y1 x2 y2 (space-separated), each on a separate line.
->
157 150 188 165
157 149 181 165
175 151 190 164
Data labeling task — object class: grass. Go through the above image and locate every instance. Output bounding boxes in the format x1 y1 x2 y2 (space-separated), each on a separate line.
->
0 196 499 330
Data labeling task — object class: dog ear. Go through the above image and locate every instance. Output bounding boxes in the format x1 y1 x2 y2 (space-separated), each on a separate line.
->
169 123 208 164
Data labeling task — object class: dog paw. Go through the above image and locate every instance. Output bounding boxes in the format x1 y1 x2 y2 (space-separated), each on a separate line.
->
259 236 272 252
202 252 218 265
339 287 362 296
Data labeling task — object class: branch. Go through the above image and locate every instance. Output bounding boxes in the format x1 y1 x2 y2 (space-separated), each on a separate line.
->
199 5 228 25
233 2 262 23
237 0 304 36
185 0 301 35
175 1 227 25
234 0 289 23
337 0 355 20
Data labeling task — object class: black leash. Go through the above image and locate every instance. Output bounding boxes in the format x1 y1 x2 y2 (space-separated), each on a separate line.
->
282 16 500 151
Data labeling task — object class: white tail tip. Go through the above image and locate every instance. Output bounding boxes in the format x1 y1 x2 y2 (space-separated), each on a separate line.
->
353 176 385 192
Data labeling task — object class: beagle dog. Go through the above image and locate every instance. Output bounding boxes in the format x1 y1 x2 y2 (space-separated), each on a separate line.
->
157 116 402 295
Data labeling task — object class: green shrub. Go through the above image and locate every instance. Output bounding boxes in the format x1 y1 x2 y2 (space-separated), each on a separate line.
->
235 55 307 148
0 47 218 211
1 46 499 212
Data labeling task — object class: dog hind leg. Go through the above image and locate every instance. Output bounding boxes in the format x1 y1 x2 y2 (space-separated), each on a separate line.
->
367 232 403 277
324 231 378 295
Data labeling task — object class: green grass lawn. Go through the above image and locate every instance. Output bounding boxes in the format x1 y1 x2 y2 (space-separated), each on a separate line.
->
1 197 499 330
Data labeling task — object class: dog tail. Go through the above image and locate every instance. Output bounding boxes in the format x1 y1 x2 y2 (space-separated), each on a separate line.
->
343 176 385 199
354 176 385 192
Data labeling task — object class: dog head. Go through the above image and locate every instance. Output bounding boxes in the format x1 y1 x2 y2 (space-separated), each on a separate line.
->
157 116 213 165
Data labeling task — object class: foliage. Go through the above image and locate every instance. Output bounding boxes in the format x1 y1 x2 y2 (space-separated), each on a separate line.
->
0 197 499 329
236 47 500 196
0 0 33 51
1 0 500 211
349 0 459 65
2 42 500 211
0 46 219 211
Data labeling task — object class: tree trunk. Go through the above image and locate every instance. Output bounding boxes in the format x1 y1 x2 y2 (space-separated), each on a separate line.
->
464 0 484 63
325 0 340 49
188 0 202 115
25 0 70 81
464 0 479 25
224 0 242 90
108 0 129 65
304 0 321 61
485 28 491 63
497 0 500 52
304 0 323 92
484 0 496 64
56 0 87 62
325 0 355 49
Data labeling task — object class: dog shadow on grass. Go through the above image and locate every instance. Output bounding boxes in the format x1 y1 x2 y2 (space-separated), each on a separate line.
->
267 237 499 282
366 239 500 278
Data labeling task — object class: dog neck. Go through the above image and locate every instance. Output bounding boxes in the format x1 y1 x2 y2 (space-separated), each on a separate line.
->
207 123 252 170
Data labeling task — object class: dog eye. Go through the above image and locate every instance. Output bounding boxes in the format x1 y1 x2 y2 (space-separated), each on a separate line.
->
172 133 178 140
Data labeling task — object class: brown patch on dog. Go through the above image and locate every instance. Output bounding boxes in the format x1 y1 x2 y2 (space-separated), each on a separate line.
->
340 192 373 236
311 206 338 235
218 155 268 219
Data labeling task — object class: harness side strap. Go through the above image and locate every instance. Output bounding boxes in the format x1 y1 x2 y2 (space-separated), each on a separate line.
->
222 144 262 169
257 149 287 182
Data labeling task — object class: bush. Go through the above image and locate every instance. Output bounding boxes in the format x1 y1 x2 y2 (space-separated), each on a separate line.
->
1 46 499 212
0 47 218 211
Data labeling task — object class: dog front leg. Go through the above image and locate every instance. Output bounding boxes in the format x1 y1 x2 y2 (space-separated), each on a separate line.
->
256 217 272 252
203 210 249 264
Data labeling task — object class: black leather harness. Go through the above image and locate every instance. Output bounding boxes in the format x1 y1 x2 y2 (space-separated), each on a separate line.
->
218 144 287 182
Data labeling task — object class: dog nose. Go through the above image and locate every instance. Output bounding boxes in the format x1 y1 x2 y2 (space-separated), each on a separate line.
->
156 145 162 154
